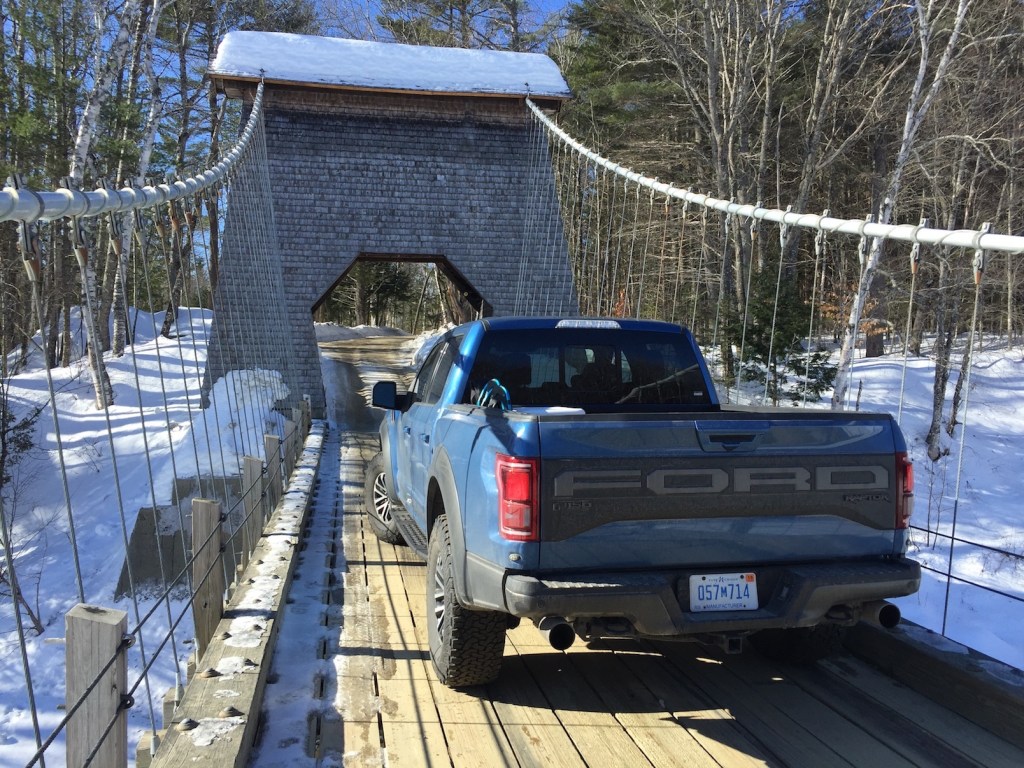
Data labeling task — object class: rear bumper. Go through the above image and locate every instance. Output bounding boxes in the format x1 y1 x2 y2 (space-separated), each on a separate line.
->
502 558 921 637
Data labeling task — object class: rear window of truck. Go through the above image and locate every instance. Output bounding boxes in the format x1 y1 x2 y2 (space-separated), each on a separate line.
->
465 328 715 410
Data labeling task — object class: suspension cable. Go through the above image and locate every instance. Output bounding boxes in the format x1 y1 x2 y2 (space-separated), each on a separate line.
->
525 99 1024 256
2 84 267 224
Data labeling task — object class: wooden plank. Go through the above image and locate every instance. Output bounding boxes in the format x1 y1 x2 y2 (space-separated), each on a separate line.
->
510 637 655 767
429 677 519 767
653 641 855 767
241 455 264 568
845 622 1024 752
340 720 384 767
821 655 1024 767
151 424 327 768
610 642 772 768
488 652 587 768
726 654 915 768
560 642 726 768
377 673 450 767
383 721 450 767
783 659 981 768
191 498 224 659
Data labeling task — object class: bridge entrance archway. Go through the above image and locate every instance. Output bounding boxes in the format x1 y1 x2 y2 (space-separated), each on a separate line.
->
315 253 490 329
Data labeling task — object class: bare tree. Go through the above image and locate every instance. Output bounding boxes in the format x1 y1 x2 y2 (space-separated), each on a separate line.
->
832 0 973 409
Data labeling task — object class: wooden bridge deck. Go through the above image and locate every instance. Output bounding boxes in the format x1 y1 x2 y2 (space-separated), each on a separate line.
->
332 433 1024 768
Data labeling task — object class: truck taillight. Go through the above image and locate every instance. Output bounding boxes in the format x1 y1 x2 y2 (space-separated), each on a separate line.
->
496 453 540 542
895 452 914 529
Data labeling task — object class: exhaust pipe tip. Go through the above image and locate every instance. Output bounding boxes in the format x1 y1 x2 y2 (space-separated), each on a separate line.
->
537 616 576 650
863 600 901 629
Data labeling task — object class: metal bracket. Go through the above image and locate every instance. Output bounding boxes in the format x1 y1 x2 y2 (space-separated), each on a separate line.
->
909 217 928 276
974 221 992 284
10 175 43 283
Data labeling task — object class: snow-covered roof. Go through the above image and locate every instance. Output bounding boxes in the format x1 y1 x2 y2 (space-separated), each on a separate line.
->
209 31 571 101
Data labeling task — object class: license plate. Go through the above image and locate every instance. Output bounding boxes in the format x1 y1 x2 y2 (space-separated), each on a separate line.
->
689 572 758 612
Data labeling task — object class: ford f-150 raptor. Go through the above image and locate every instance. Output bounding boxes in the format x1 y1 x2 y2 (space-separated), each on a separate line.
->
364 317 920 687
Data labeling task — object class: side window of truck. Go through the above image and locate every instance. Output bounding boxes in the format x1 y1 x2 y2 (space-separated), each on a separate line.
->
419 339 460 406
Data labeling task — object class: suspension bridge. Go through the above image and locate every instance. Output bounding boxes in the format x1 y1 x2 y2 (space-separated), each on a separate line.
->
1 30 1024 767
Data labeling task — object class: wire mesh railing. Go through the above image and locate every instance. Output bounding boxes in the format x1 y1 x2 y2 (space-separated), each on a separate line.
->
1 81 320 766
528 98 1024 671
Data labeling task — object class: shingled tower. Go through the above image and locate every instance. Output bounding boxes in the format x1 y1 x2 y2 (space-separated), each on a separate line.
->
207 33 574 417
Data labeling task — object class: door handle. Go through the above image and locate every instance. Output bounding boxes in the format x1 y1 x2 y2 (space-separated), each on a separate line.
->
420 434 430 444
403 426 412 435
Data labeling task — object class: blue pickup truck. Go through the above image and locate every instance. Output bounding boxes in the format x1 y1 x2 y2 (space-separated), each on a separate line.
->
365 317 920 687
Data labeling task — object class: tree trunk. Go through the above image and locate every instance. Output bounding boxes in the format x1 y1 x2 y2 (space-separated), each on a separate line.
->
926 260 955 461
832 0 972 409
946 330 973 437
353 265 370 326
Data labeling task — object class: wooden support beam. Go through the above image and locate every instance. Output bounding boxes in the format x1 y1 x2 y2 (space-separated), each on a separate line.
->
264 434 283 512
241 456 264 569
191 499 224 659
283 419 297 480
66 604 128 768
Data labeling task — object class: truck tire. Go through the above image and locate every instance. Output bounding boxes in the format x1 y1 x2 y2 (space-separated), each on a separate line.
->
363 453 405 545
427 515 506 687
751 624 845 664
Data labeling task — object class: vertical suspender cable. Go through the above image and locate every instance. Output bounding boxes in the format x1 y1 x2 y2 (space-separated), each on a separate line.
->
942 232 988 636
764 207 791 404
12 198 85 603
655 197 671 319
708 214 731 382
0 498 46 767
734 210 760 405
802 211 829 407
897 218 927 423
689 204 706 333
66 211 163 754
635 187 657 318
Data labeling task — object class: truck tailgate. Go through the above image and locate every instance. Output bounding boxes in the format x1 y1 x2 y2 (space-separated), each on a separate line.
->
536 411 905 571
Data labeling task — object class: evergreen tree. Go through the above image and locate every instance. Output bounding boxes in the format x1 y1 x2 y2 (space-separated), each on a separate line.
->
737 267 837 406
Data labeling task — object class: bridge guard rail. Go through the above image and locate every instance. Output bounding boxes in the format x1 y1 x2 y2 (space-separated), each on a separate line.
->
141 420 326 767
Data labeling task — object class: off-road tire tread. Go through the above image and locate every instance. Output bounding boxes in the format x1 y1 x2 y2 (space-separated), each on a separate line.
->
427 516 506 687
363 453 405 545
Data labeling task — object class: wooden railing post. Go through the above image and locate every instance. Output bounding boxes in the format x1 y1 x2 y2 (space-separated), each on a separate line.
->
283 418 297 480
241 456 265 569
191 499 224 660
66 604 128 768
264 434 283 513
301 395 311 436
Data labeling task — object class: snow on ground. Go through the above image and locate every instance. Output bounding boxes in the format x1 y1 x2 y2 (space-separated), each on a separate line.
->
0 309 290 765
1 318 1023 763
840 345 1024 668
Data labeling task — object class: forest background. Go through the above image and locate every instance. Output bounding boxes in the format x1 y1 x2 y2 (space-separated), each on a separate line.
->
2 0 1023 523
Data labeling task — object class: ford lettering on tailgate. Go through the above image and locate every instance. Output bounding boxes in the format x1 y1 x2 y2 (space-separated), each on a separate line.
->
553 465 889 496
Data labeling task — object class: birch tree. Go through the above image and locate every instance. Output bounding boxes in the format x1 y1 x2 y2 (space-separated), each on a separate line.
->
64 0 143 407
831 0 972 409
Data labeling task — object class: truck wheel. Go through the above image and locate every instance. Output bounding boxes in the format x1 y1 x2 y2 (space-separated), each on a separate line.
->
427 515 506 687
363 453 405 545
751 624 845 664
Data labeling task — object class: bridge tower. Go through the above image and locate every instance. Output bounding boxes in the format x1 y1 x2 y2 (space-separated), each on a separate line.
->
208 32 575 417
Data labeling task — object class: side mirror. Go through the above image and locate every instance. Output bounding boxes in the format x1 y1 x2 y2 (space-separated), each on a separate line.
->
372 380 402 410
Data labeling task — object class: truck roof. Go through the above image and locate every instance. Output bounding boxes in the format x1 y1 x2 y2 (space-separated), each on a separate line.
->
473 317 685 333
